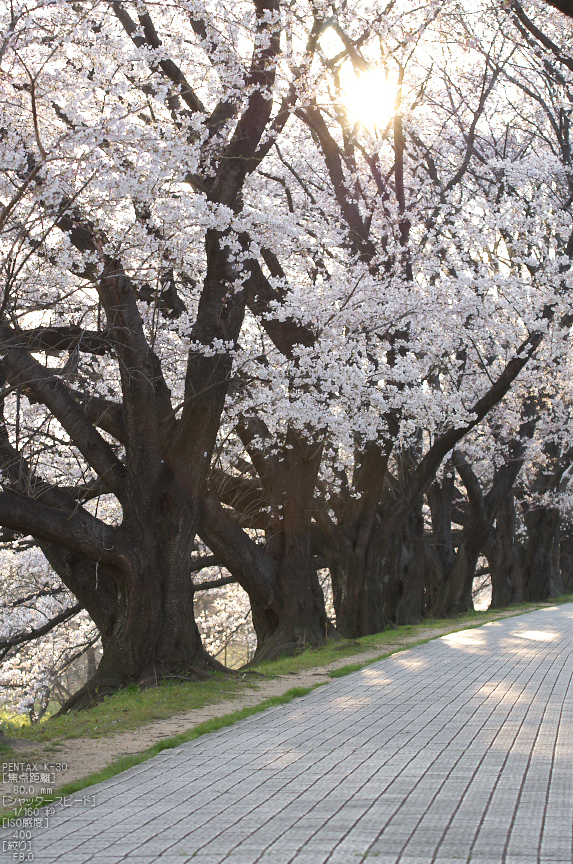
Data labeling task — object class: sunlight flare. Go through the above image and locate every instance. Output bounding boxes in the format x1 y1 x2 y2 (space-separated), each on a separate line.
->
342 67 398 130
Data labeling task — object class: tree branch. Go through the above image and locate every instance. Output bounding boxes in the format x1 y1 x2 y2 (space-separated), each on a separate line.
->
0 326 125 495
11 326 114 356
189 554 221 573
194 575 237 591
0 490 117 564
452 450 485 515
511 1 573 73
208 0 281 206
199 490 277 606
66 389 126 444
111 1 206 119
0 604 82 660
378 330 543 553
244 253 316 358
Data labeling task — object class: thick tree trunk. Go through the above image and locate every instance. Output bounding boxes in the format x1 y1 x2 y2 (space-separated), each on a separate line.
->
199 430 334 661
250 557 332 659
383 499 425 625
327 514 386 638
423 539 446 617
53 468 226 713
56 554 219 712
329 533 386 638
425 475 457 617
560 532 573 594
434 528 483 617
326 449 426 637
427 475 457 574
432 434 532 617
487 492 524 607
524 507 563 601
251 432 333 659
329 498 426 636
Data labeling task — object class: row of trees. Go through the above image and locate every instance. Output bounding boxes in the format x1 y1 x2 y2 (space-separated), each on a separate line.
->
2 0 573 712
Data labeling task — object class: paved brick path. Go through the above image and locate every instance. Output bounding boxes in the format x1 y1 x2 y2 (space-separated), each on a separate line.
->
3 604 573 864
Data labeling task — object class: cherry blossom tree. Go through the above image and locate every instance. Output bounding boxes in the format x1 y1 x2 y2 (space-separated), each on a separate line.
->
0 0 331 708
3 0 573 711
0 543 99 720
234 2 573 636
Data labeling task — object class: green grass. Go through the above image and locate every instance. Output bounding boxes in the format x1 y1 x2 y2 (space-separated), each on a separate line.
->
1 594 572 823
253 597 570 677
0 686 318 823
329 661 372 678
0 673 246 744
4 595 572 747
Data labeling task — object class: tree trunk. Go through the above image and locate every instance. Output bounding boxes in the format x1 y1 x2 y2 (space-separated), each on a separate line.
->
434 527 483 617
53 467 227 714
325 445 389 638
426 475 457 617
250 557 332 659
198 429 334 661
560 532 573 594
423 538 446 617
524 507 563 601
433 432 533 618
487 492 524 607
252 431 333 659
329 530 386 639
56 565 219 713
383 498 426 625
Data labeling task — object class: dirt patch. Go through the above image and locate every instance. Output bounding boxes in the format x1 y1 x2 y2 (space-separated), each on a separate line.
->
0 609 535 795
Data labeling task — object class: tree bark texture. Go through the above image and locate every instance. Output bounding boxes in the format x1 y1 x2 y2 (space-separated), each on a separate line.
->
426 474 458 617
200 429 333 660
383 497 426 626
559 532 573 594
329 527 386 638
487 492 524 607
524 507 563 601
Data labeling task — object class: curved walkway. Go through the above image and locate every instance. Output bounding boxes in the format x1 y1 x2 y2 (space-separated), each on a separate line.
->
3 604 573 864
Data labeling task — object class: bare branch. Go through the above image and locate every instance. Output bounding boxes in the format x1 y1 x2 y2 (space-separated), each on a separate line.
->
194 575 237 591
12 326 114 356
189 554 221 573
0 325 125 495
0 604 82 660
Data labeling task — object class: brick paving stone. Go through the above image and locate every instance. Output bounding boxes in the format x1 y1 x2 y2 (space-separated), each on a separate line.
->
3 604 573 863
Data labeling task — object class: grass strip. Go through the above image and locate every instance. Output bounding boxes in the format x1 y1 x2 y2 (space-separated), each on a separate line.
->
327 601 573 679
0 674 246 743
3 597 571 745
3 595 572 825
0 685 318 824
